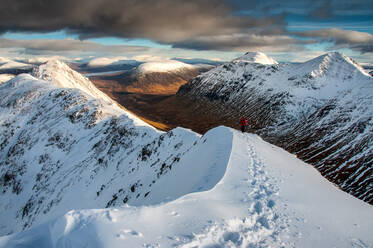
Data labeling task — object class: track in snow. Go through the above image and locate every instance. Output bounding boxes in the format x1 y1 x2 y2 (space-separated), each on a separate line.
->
179 132 292 248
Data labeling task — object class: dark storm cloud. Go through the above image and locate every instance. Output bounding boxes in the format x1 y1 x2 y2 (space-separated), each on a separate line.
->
0 38 150 55
295 28 373 53
0 0 286 44
307 0 332 19
229 0 373 19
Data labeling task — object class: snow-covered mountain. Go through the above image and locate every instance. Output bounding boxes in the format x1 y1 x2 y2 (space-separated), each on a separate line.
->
122 60 201 94
86 57 139 68
136 60 195 74
0 60 372 247
93 60 203 95
178 52 373 204
0 61 203 235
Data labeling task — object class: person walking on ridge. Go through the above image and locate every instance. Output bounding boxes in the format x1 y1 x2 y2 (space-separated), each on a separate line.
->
240 116 247 133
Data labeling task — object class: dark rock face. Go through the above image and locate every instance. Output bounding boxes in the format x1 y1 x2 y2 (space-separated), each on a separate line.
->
177 53 373 204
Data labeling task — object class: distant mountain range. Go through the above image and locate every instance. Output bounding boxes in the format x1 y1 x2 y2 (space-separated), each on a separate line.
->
88 60 213 95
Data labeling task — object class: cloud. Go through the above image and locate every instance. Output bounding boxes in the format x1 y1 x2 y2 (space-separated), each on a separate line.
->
0 38 150 55
295 28 373 53
0 0 286 45
307 0 332 19
173 34 314 52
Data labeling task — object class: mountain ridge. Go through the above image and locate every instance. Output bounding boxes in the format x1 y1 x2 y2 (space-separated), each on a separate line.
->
177 51 373 203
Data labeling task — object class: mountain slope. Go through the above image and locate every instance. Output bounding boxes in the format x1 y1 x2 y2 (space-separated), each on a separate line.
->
89 60 203 96
0 128 372 248
0 61 206 235
124 61 201 95
178 52 373 203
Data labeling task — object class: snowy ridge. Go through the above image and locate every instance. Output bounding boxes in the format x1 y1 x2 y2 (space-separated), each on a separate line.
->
233 52 278 65
178 52 373 203
0 128 372 247
300 52 371 78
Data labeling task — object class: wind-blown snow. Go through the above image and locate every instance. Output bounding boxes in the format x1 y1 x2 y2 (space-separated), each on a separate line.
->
233 52 278 65
137 60 194 74
0 128 371 248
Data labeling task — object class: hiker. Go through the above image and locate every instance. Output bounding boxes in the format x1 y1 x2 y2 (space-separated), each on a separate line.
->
240 116 247 133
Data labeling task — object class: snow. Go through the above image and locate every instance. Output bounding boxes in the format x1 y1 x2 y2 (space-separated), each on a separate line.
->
0 58 371 247
181 51 373 203
233 52 278 65
189 52 373 124
87 57 138 68
0 74 15 84
0 128 371 248
33 60 116 104
137 60 194 74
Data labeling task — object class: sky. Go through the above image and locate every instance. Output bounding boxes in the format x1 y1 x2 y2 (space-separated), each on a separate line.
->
0 0 373 63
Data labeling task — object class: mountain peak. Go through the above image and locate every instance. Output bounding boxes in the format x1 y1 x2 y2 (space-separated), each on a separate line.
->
304 52 370 77
233 52 278 65
33 59 113 102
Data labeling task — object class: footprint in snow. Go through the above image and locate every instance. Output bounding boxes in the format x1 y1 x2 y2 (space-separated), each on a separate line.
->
116 229 143 239
170 211 179 217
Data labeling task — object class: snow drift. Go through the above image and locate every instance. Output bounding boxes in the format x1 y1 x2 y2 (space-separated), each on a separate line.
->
0 128 372 248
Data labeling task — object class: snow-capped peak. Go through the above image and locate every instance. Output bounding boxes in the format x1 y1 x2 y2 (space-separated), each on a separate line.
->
303 52 370 77
233 52 278 65
137 60 194 74
33 59 113 103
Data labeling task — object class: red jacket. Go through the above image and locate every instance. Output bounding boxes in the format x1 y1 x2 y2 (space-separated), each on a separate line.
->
240 117 247 126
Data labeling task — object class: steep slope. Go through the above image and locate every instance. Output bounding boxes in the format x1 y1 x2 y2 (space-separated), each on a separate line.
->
0 61 208 235
0 128 372 248
178 52 373 203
